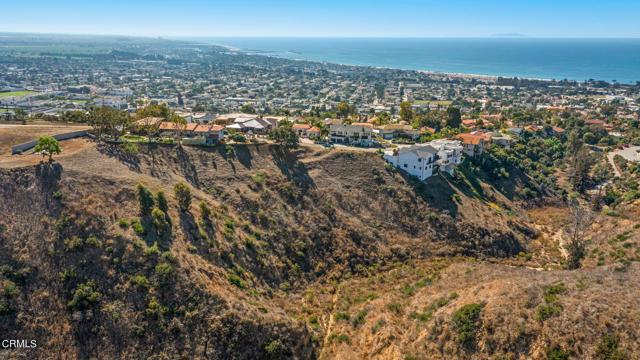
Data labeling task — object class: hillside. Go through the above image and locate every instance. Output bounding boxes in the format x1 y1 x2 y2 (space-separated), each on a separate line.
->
0 140 637 359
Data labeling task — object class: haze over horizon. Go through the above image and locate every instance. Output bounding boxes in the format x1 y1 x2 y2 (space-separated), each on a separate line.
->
3 0 640 38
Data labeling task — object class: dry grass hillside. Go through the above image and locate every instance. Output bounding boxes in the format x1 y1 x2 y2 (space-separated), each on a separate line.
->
0 139 637 359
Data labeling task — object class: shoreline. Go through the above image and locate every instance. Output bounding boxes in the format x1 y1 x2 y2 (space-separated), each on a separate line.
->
209 41 627 85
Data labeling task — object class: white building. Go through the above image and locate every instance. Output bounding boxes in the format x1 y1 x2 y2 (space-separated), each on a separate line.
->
384 144 438 181
426 139 464 175
329 121 373 146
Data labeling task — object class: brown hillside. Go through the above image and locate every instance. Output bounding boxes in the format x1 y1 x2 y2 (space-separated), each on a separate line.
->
2 140 633 359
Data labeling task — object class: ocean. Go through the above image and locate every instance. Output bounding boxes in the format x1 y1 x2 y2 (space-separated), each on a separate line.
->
195 37 640 84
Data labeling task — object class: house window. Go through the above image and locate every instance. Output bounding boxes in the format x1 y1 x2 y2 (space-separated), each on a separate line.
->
418 158 422 162
403 164 408 168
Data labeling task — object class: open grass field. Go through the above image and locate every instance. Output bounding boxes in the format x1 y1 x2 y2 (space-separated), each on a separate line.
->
0 90 36 99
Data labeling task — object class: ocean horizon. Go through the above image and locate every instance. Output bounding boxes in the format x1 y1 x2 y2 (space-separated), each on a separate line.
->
186 37 640 84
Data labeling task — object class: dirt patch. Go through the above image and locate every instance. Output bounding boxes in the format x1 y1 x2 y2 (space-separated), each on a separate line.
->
0 124 90 157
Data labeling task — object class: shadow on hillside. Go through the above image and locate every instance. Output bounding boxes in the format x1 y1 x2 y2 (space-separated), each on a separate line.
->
97 142 141 171
269 147 316 190
174 146 200 187
400 171 459 217
232 144 254 169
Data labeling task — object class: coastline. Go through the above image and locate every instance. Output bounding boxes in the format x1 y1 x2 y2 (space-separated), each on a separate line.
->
200 38 640 84
214 42 562 83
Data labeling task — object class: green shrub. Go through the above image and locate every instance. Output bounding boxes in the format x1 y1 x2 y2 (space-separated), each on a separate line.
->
118 219 130 229
452 303 484 349
2 280 18 297
174 182 192 212
121 142 139 154
68 281 101 310
351 309 368 327
154 263 174 284
155 191 169 213
546 346 571 360
335 311 350 321
136 183 154 216
64 236 101 251
130 275 150 288
144 242 160 257
228 273 245 288
145 296 168 319
595 334 627 360
536 303 562 321
251 172 267 185
372 319 386 333
131 219 146 236
328 333 351 344
264 339 287 359
151 207 169 235
63 236 84 251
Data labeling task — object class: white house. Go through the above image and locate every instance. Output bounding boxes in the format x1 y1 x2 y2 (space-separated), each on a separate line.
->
329 121 374 146
384 144 438 181
428 139 464 175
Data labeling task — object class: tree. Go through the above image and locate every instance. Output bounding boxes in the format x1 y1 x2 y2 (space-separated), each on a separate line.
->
156 191 169 213
239 104 256 114
34 136 61 162
151 207 169 237
170 115 187 144
446 107 462 128
565 196 592 269
174 183 192 212
399 101 414 123
568 146 594 193
136 184 155 217
14 108 27 123
269 121 299 150
336 102 351 119
88 106 131 139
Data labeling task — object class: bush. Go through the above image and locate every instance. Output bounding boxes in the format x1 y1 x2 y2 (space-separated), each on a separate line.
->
145 296 168 319
452 303 484 349
200 202 213 227
173 182 192 212
351 310 368 327
130 275 150 288
118 219 130 229
121 142 139 154
131 219 145 236
536 302 562 321
136 184 154 216
228 273 245 288
264 339 288 359
68 281 101 310
151 207 169 235
595 335 627 360
546 346 571 360
251 172 267 185
154 263 174 285
156 191 169 213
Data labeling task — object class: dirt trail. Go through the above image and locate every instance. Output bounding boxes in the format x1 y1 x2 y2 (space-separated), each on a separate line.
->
319 287 341 360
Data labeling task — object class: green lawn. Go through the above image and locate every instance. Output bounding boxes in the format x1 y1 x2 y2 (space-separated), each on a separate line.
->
0 90 36 99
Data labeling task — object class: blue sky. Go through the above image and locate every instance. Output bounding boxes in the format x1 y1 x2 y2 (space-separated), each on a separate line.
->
2 0 639 38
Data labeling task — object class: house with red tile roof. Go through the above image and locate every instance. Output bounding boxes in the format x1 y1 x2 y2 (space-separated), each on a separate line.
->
457 133 485 157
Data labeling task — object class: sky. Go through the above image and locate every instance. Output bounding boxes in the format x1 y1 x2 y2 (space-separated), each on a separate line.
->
1 0 639 38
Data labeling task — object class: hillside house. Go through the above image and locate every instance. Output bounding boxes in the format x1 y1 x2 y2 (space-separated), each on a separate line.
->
329 122 373 146
429 139 464 175
457 133 485 157
375 124 420 140
384 144 438 180
292 124 321 138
